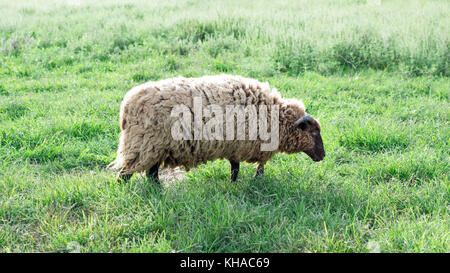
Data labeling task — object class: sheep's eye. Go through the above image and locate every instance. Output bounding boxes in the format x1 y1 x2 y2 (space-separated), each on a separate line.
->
298 123 307 131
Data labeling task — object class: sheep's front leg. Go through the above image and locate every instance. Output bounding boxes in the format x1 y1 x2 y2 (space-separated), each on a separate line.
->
146 162 160 182
230 160 240 182
254 164 264 178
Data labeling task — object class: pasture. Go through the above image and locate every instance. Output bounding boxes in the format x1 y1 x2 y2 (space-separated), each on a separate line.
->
0 0 448 252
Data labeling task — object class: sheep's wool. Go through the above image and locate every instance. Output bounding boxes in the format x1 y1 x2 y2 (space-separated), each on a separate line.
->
110 75 312 175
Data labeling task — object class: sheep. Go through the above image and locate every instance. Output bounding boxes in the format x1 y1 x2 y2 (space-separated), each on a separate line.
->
109 74 325 182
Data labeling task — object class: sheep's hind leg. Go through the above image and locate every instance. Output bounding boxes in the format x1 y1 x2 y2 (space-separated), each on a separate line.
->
254 164 264 178
230 160 240 182
117 170 133 183
146 162 160 182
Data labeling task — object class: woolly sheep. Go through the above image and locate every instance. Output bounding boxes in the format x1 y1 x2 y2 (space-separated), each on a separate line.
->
109 75 325 182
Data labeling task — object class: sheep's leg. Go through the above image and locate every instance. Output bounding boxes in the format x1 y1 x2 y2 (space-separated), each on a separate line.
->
230 160 240 182
146 162 160 182
254 164 264 178
117 170 133 183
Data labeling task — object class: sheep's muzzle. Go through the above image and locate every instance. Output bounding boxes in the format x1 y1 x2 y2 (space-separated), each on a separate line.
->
305 134 325 162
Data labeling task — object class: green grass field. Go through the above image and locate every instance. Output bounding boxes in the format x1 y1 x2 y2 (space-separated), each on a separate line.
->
0 0 449 252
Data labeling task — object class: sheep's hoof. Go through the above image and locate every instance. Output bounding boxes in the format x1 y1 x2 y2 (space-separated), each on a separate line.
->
117 173 132 183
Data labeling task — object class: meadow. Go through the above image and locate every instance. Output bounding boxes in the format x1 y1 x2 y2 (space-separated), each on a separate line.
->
0 0 448 252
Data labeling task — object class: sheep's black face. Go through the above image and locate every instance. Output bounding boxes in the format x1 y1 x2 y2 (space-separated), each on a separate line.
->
305 129 325 162
294 115 326 162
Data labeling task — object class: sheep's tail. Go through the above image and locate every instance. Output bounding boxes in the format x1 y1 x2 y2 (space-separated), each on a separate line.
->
107 147 125 169
107 127 125 170
107 155 124 170
107 110 129 170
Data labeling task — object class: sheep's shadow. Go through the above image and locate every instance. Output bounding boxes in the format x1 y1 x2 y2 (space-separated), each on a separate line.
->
128 166 365 222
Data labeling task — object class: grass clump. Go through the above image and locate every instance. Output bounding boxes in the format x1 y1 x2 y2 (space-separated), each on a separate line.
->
338 122 409 153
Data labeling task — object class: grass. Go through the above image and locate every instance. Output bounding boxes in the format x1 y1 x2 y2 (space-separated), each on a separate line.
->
0 0 449 252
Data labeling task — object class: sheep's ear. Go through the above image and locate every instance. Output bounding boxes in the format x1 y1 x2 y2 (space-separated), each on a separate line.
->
294 115 313 130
